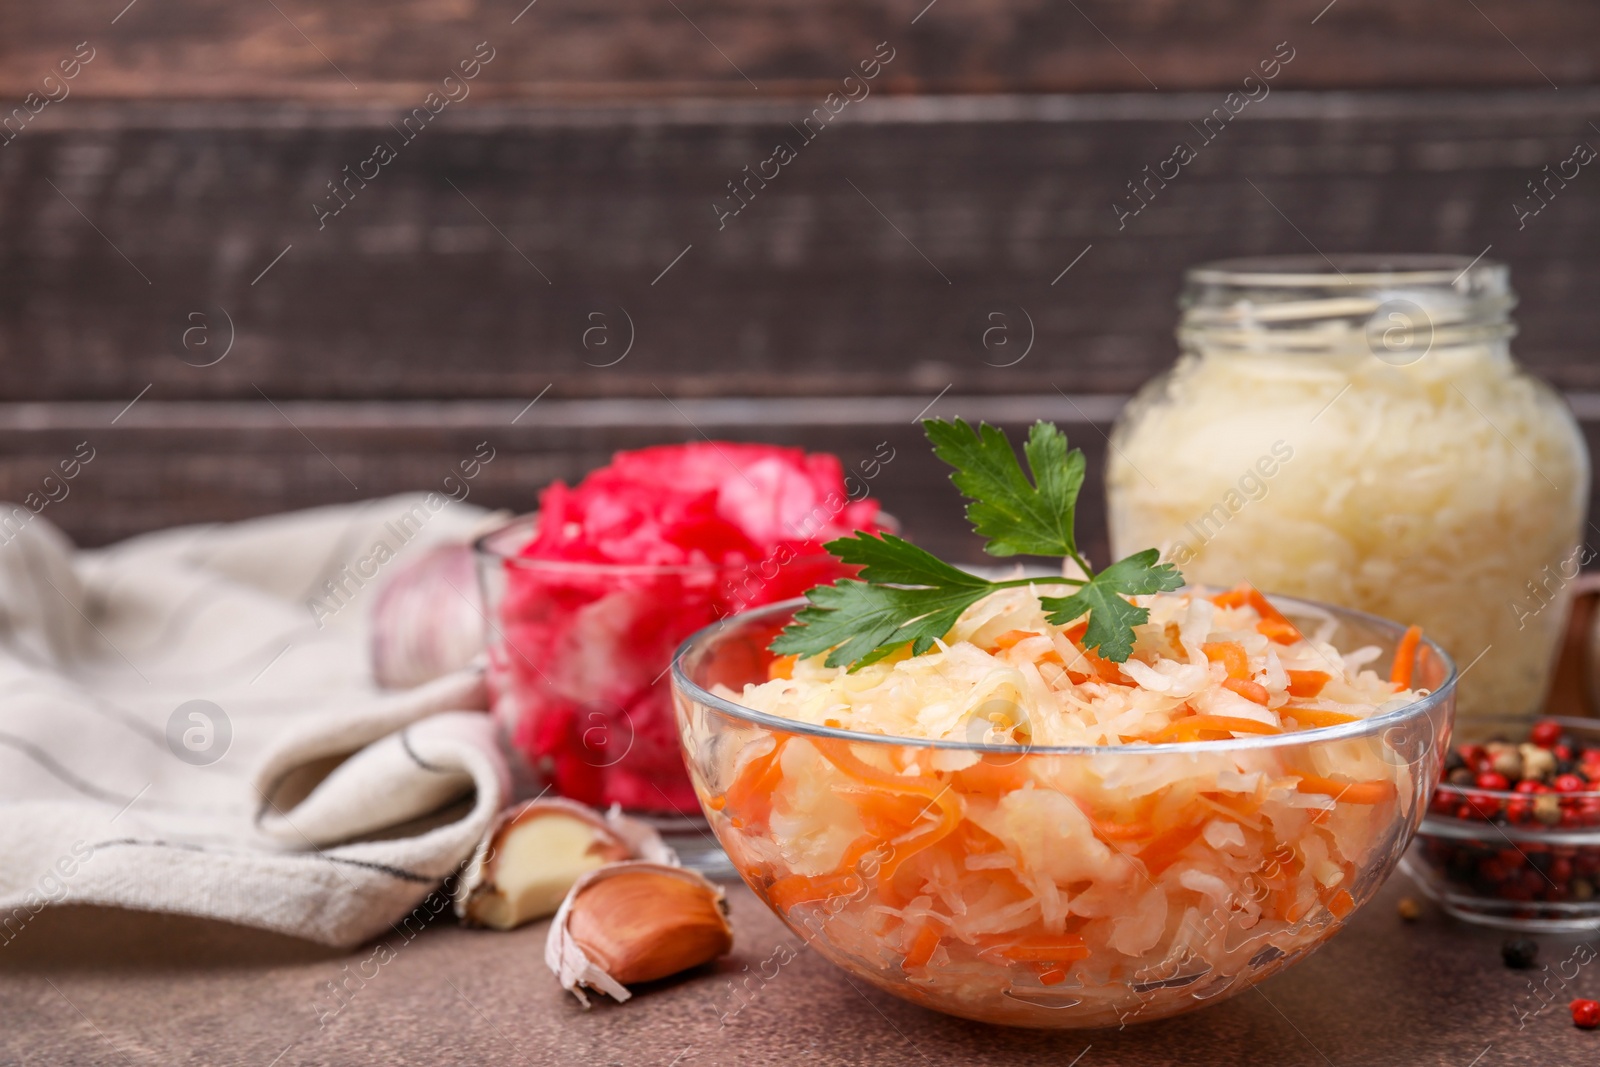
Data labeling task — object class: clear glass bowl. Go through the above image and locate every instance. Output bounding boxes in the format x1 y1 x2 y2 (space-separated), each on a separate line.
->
671 595 1457 1028
474 514 863 817
1403 716 1600 932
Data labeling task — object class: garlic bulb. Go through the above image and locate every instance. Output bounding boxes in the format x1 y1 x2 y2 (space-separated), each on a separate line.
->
370 543 484 689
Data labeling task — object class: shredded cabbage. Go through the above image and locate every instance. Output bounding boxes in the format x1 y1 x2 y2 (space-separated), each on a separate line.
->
692 587 1432 1026
1107 347 1587 720
735 587 1408 746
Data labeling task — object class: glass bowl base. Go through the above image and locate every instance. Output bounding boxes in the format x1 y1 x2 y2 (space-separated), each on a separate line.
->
639 812 736 880
1401 856 1600 933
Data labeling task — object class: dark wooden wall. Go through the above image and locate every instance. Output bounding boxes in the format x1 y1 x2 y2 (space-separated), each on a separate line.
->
2 1 1599 562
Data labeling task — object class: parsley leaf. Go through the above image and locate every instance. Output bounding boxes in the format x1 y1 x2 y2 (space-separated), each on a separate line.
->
1039 549 1185 661
769 421 1183 669
770 533 993 670
826 531 993 590
924 418 1084 559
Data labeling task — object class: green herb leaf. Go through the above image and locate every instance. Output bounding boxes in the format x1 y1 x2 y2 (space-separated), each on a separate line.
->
1039 549 1185 662
824 531 991 589
769 422 1181 671
770 533 994 670
924 418 1084 559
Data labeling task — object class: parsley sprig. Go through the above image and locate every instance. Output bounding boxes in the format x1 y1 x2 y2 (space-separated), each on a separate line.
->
770 419 1183 669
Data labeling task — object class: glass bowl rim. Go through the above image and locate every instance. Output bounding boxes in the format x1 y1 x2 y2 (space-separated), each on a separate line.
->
1428 715 1600 802
472 511 888 577
1185 254 1506 289
670 592 1458 757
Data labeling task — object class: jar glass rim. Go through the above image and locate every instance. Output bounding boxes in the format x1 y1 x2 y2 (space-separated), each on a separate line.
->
1185 254 1505 290
474 511 893 576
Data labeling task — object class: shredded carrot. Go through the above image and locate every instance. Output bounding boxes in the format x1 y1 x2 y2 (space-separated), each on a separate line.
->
1151 714 1282 744
853 791 939 840
1281 705 1358 729
1036 965 1068 985
1256 618 1302 645
944 818 1009 856
812 739 937 797
1390 625 1423 689
765 869 862 911
952 758 1032 797
1076 645 1133 686
1294 774 1396 806
1198 791 1267 830
722 738 789 828
1281 894 1312 924
765 834 886 911
1222 678 1270 705
1137 822 1206 876
903 924 943 969
1244 586 1291 627
1089 816 1155 841
767 654 798 681
1081 793 1160 842
984 933 1091 962
1213 582 1306 644
1325 887 1355 919
812 739 964 880
1285 670 1331 698
1061 620 1089 644
1210 584 1251 609
1203 641 1251 681
991 629 1038 651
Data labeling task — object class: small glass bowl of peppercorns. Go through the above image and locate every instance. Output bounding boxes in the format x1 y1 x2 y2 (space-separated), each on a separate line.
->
1401 716 1600 932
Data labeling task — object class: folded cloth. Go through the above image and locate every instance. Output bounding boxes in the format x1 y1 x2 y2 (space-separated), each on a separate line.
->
0 495 510 947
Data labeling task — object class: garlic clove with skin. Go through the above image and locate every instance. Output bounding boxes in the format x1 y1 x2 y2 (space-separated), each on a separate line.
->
546 863 733 1006
454 798 675 930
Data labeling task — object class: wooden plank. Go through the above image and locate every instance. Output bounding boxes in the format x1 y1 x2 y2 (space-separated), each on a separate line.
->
0 395 1119 563
6 394 1600 569
0 0 1596 102
2 92 1600 401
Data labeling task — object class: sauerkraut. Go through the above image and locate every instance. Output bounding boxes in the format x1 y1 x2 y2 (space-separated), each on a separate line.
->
685 586 1441 1027
741 585 1418 746
1108 346 1587 722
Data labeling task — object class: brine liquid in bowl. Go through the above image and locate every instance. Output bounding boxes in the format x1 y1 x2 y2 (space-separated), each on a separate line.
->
672 590 1456 1028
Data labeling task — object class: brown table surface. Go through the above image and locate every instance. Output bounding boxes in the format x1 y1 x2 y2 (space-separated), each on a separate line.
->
1 873 1592 1066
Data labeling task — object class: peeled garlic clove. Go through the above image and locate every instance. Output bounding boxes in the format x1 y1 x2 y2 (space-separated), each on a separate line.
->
545 863 733 1006
454 798 675 930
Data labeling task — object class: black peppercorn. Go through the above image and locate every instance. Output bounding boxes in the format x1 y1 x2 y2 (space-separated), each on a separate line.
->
1501 937 1539 969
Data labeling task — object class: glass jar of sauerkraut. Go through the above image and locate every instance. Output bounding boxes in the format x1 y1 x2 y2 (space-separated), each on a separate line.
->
1108 255 1589 723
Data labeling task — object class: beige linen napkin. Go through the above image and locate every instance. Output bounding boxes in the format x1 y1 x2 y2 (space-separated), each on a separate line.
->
0 495 508 947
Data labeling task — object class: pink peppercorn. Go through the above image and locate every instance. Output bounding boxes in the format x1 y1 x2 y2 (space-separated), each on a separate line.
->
1531 720 1563 747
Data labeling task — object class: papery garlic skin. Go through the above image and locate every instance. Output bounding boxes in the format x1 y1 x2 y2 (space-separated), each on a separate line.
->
370 544 486 689
454 798 675 929
545 862 732 1007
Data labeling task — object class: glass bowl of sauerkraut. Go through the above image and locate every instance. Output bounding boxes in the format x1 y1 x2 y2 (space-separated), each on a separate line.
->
670 584 1456 1028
